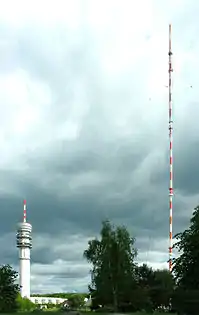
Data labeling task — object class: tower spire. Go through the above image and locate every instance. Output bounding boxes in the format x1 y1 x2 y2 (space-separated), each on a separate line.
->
23 199 27 223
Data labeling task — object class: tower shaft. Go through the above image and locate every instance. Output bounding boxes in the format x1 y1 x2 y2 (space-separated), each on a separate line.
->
19 248 31 298
16 200 32 298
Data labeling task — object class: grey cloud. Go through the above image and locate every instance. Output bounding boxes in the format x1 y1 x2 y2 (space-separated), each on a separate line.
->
32 234 89 264
32 260 89 279
0 233 16 265
31 273 90 294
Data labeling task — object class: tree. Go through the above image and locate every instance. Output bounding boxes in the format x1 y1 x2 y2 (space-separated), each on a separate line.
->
0 264 19 313
83 220 137 312
172 205 199 314
135 264 174 311
150 269 174 310
136 263 154 288
173 205 199 289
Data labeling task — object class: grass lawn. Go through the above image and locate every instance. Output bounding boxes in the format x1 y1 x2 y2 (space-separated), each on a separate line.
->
1 311 176 315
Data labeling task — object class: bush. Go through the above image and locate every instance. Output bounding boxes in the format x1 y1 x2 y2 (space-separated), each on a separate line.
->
67 294 84 309
172 289 199 315
16 294 36 312
46 303 56 309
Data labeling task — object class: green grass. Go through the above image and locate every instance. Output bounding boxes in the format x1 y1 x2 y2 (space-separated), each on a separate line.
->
0 312 176 315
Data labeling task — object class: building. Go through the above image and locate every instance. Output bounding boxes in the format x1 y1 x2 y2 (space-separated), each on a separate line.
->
29 297 66 305
16 200 32 298
16 200 64 303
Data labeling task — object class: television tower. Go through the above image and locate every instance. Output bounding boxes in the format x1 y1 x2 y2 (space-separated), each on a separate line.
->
168 24 173 272
16 200 32 298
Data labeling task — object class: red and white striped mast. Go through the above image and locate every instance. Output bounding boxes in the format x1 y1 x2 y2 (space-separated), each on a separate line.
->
23 199 27 223
168 24 173 272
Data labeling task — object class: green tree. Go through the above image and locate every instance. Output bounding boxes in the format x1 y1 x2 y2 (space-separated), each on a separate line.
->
150 269 174 310
172 205 199 314
135 264 174 311
173 205 199 289
131 287 152 313
84 220 137 312
0 264 19 313
136 263 154 288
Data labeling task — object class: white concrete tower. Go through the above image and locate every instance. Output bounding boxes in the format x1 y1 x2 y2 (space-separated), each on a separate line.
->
16 200 32 298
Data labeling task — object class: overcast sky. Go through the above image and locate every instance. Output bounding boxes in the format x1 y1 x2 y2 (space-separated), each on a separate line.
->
0 0 199 294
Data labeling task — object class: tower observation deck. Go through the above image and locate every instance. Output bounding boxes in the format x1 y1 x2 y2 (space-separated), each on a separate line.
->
16 200 32 298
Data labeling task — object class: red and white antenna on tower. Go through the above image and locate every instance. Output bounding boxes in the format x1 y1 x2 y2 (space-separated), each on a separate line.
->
23 199 27 223
168 24 173 272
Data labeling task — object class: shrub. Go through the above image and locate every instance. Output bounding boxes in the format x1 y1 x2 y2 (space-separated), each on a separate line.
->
16 294 36 312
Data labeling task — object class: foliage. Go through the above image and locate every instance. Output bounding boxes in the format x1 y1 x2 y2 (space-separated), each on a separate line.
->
67 294 85 309
172 288 199 315
150 269 174 309
0 264 19 313
171 205 199 313
83 205 199 313
136 264 154 288
136 264 174 311
84 220 176 313
131 287 153 313
84 220 138 312
16 294 36 311
173 205 199 289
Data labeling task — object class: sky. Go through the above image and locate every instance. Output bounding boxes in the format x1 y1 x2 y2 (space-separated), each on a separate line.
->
0 0 199 294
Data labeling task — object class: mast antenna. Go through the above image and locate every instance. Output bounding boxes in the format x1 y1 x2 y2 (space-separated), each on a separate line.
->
23 199 27 223
168 24 173 272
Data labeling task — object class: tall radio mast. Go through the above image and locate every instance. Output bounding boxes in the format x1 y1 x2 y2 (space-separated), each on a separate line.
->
168 24 173 272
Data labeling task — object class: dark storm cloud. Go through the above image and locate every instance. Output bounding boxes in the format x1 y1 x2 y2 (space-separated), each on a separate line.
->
175 142 199 196
0 132 196 255
0 166 166 238
0 127 156 238
0 233 16 265
150 99 199 200
32 262 89 279
32 234 89 264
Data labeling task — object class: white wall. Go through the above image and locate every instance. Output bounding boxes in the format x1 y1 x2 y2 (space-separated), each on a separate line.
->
30 296 66 305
